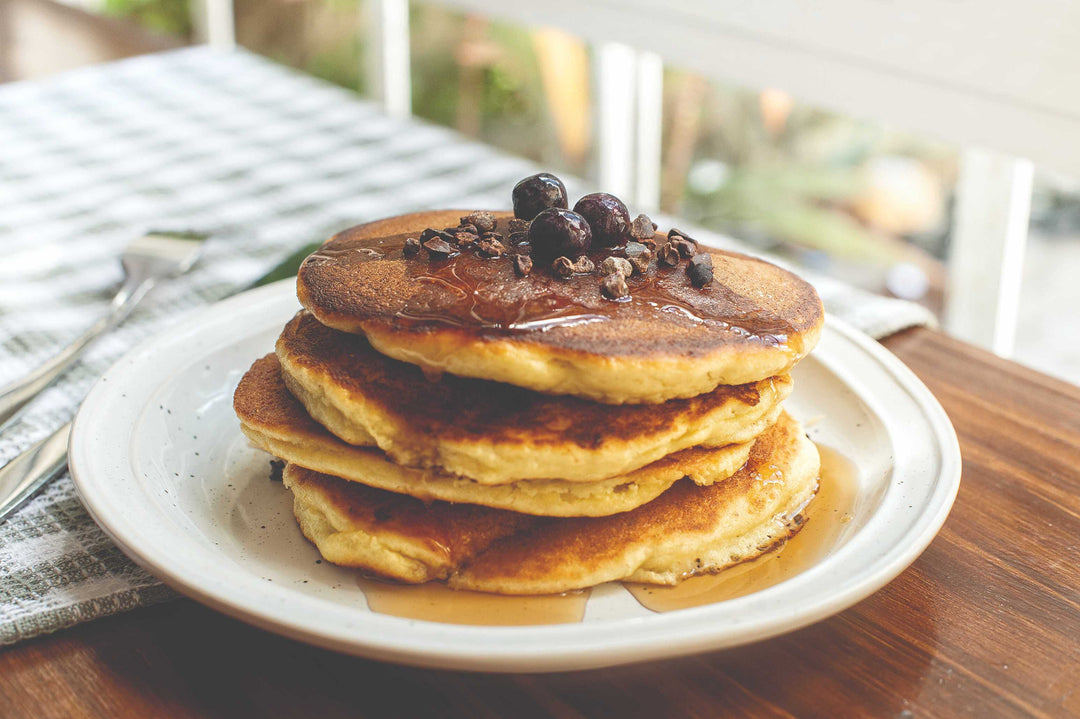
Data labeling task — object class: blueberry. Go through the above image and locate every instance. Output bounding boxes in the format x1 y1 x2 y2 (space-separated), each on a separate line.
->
528 208 592 261
513 173 568 220
573 193 631 247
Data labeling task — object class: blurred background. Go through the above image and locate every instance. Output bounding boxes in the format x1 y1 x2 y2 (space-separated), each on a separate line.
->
4 0 1079 384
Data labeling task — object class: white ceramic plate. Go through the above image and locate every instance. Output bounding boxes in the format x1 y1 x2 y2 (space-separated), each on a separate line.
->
69 280 960 672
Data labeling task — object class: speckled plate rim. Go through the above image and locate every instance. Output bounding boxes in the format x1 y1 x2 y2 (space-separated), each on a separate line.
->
70 279 961 673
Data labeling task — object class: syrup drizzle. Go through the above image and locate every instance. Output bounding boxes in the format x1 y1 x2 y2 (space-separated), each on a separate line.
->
304 218 800 348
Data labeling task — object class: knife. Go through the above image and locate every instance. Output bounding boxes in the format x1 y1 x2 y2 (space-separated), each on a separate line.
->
0 245 318 523
0 422 71 519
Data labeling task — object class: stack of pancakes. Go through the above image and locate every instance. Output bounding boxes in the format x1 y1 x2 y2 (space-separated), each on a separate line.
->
233 210 825 595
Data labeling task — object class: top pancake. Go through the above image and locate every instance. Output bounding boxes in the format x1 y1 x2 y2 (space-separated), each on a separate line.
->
297 211 823 403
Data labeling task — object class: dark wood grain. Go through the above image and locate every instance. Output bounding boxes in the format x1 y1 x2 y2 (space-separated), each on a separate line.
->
2 327 1078 719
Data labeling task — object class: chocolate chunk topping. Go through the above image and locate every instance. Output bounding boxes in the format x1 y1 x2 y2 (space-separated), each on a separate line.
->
657 242 681 267
422 237 456 258
269 459 285 482
454 231 479 248
628 252 651 275
513 254 533 276
671 238 696 259
420 227 455 244
463 211 497 233
403 237 421 257
444 228 475 246
688 253 714 287
552 256 575 278
668 229 699 257
572 256 595 274
600 272 630 299
600 256 632 277
630 214 657 240
478 236 507 258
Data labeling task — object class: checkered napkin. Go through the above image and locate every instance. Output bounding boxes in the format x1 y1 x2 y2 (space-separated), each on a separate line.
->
0 47 934 646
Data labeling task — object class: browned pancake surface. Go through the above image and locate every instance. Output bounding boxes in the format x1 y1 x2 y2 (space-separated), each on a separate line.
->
302 472 532 566
233 352 321 435
456 416 802 587
284 413 817 591
277 311 775 449
297 211 823 360
234 354 756 516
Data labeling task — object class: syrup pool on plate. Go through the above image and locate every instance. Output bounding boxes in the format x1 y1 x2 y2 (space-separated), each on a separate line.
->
357 578 591 626
625 444 859 612
354 444 857 624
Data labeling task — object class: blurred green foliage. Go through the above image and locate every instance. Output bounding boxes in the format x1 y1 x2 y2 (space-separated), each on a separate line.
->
667 75 953 266
690 166 882 260
102 0 191 37
97 0 956 286
408 9 556 166
303 37 364 91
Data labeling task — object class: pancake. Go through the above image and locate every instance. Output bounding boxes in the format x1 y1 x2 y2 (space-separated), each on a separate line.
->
283 412 819 593
235 354 754 516
275 311 788 484
297 211 823 404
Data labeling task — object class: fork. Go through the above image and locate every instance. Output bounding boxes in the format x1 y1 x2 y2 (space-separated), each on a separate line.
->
0 231 206 521
0 231 207 428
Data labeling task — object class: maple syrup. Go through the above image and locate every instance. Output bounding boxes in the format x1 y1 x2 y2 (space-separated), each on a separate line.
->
625 444 859 612
303 218 798 350
357 578 591 626
353 445 857 625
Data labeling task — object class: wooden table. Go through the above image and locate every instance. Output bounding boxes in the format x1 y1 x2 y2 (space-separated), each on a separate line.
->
2 327 1077 718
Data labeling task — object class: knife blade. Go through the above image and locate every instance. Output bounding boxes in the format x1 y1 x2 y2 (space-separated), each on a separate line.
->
0 421 71 520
